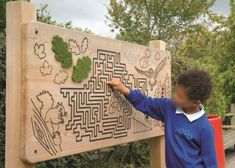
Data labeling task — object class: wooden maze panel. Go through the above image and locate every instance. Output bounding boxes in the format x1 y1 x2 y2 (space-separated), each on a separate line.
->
21 22 171 163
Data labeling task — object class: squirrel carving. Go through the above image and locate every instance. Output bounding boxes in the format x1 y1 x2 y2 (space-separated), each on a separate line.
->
36 90 67 150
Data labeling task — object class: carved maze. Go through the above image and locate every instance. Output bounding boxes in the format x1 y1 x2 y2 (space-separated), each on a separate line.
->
60 49 158 142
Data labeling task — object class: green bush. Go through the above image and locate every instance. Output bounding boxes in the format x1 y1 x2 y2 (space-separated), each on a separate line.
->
0 31 6 168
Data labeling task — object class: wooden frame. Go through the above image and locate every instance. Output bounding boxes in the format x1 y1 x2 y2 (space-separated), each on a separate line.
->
5 1 170 168
6 1 36 168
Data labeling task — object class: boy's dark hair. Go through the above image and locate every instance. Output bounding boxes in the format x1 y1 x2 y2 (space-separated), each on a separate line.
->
177 69 213 103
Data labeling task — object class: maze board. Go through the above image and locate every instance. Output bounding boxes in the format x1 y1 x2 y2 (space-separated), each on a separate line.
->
21 22 171 163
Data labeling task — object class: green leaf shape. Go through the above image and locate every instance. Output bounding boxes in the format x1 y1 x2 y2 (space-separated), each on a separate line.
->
72 56 91 83
52 35 73 69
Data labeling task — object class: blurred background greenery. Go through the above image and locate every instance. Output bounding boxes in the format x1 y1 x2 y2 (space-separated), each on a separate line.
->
1 0 235 167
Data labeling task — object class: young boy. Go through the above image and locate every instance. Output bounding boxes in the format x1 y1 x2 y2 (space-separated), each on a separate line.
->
107 69 218 168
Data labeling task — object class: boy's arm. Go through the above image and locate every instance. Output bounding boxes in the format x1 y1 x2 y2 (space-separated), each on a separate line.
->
107 78 172 122
200 127 218 167
125 89 171 122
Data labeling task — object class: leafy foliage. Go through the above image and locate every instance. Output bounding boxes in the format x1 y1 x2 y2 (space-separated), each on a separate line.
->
52 35 73 69
72 56 91 83
0 0 7 31
107 0 215 44
217 0 235 101
37 3 73 29
36 153 90 168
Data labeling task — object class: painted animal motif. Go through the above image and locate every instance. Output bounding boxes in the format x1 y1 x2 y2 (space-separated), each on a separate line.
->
135 56 167 90
36 91 67 150
135 56 167 79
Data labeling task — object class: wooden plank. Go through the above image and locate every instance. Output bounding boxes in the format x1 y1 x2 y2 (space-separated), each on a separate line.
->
223 130 235 149
21 22 171 163
223 125 235 129
149 40 168 168
225 113 234 117
230 104 235 125
150 136 166 168
230 104 235 113
5 1 36 168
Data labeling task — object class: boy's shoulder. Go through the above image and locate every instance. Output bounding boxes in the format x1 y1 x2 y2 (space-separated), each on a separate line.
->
198 114 212 125
196 114 214 133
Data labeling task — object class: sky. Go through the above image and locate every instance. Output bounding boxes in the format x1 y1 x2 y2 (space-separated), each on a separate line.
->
32 0 230 39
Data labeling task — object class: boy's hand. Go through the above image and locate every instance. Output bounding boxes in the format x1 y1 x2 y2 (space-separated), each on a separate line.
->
106 78 130 96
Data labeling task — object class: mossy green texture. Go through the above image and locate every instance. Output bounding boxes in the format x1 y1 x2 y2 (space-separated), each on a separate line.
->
52 35 73 69
72 56 91 83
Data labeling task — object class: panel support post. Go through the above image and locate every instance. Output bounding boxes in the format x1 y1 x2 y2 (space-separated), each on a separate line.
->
149 40 166 168
6 1 36 167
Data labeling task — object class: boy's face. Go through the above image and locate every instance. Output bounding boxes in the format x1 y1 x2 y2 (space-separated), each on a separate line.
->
172 84 200 109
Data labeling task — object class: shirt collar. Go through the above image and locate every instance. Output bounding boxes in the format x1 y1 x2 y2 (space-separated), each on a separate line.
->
175 104 205 122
